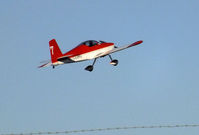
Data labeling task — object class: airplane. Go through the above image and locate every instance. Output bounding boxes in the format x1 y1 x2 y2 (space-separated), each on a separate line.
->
39 39 143 72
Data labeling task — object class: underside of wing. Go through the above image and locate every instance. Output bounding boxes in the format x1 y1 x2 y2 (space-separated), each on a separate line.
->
99 40 143 57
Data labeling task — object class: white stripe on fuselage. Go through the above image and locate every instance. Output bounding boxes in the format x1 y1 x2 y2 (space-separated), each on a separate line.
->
70 45 114 62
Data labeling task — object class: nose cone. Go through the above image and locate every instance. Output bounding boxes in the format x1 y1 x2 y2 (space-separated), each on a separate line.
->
110 42 114 45
105 42 114 46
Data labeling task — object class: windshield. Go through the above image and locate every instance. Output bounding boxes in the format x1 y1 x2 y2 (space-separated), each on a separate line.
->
99 40 106 43
78 40 99 47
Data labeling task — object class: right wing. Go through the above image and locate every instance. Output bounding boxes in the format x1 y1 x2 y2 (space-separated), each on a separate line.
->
98 40 143 57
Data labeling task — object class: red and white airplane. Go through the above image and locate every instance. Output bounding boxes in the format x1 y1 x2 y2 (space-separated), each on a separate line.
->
39 39 143 71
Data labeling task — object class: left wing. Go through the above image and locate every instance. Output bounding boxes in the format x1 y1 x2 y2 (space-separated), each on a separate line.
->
97 40 143 57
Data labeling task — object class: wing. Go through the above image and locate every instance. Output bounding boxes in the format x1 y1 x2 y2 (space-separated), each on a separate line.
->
98 40 143 57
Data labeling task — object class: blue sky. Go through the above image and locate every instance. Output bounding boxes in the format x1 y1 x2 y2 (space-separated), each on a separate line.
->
0 0 199 135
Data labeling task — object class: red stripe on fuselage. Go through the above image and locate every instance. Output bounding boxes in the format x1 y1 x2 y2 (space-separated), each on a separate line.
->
62 43 114 58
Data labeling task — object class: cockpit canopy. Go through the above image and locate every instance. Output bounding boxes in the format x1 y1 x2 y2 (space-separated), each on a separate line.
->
78 40 107 47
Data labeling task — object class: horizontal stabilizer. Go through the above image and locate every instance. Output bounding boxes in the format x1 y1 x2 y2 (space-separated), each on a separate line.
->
38 61 52 68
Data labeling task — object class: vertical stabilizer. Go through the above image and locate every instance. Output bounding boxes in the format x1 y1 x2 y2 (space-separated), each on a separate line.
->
49 39 63 63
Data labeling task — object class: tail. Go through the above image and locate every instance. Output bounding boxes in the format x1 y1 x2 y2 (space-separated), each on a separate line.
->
38 39 63 68
49 39 63 63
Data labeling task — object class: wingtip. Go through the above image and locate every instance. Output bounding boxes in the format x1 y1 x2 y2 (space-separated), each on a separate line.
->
134 40 143 45
129 40 143 47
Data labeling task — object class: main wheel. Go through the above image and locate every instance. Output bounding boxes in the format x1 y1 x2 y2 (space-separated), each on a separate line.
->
110 59 118 66
85 65 94 72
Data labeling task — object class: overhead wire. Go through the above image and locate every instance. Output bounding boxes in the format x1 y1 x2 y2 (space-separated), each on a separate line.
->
1 124 199 135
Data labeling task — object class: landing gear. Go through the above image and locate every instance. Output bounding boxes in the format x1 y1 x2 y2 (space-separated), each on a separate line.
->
110 59 118 66
108 55 119 66
85 58 97 72
85 65 93 72
84 55 118 72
